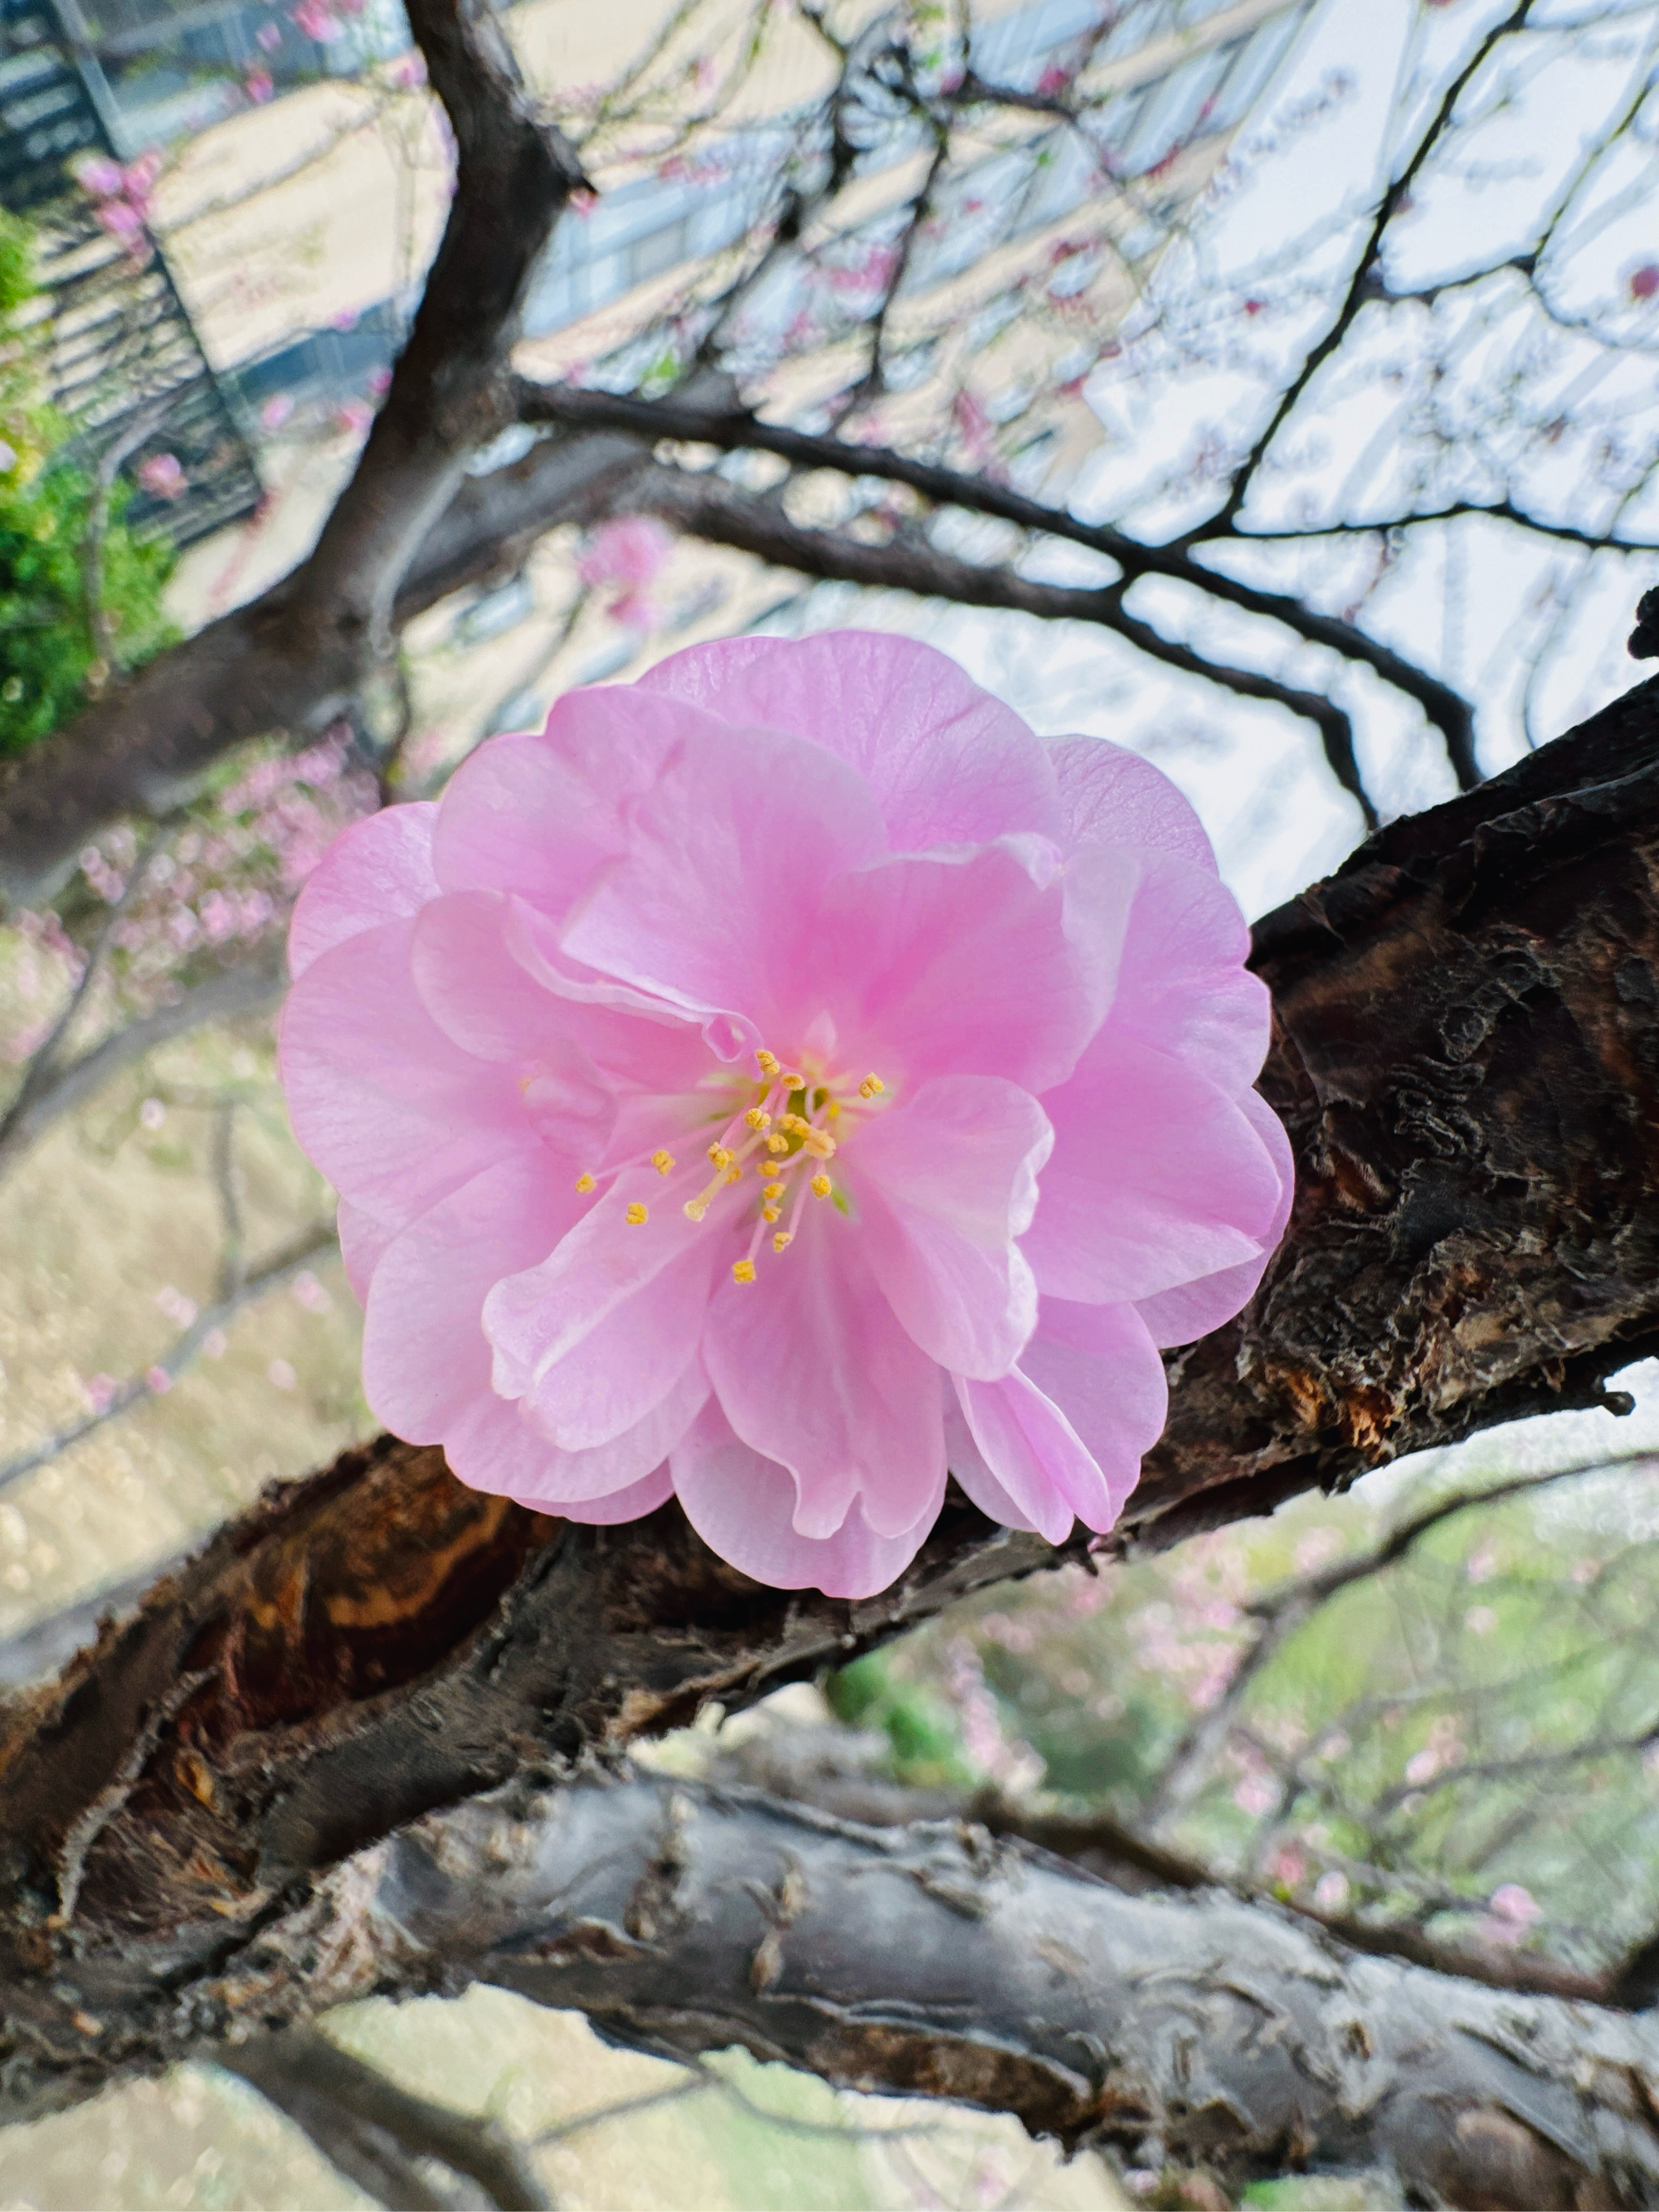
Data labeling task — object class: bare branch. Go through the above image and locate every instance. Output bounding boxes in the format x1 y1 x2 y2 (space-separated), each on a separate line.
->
628 464 1379 819
0 942 285 1176
222 2028 552 2211
518 382 1476 792
0 1223 336 1498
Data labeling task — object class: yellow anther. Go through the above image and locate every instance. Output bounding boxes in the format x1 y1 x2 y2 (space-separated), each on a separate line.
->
625 1201 648 1227
708 1144 733 1169
825 1099 840 1119
762 1181 784 1200
859 1072 886 1099
724 1165 742 1184
732 1258 757 1285
780 1070 803 1089
763 1205 781 1223
574 1173 596 1194
810 1174 832 1198
766 1133 789 1155
756 1049 781 1077
781 1112 811 1135
802 1128 836 1159
684 1198 708 1223
772 1231 793 1253
651 1150 674 1175
743 1108 771 1130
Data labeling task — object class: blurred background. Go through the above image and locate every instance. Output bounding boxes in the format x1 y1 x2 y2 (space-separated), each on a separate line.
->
6 0 1659 2203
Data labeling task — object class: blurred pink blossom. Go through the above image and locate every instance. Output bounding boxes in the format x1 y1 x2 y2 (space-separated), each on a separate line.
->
155 1285 198 1327
386 46 426 85
268 1359 299 1391
291 0 342 38
245 68 274 102
577 515 672 630
137 453 187 500
1312 1869 1350 1912
82 1373 117 1414
1631 264 1659 302
202 1330 228 1360
334 398 374 439
260 392 295 431
145 1365 173 1395
1035 63 1069 95
256 18 282 46
74 155 125 197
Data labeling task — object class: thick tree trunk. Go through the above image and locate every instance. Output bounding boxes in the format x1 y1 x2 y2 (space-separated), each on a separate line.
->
7 675 1659 2140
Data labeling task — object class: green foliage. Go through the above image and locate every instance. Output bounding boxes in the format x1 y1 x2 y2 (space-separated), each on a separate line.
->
0 210 177 756
825 1649 977 1787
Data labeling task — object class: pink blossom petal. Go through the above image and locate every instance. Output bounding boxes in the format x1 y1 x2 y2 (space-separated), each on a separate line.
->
855 1076 1049 1378
288 803 439 980
640 630 1063 851
562 1465 676 1523
362 1155 578 1441
280 917 536 1229
519 1237 718 1451
445 1361 705 1507
1048 734 1216 870
702 1200 945 1539
484 1164 730 1398
337 1198 396 1301
431 688 690 917
815 837 1099 1094
1097 848 1267 1094
671 1398 939 1597
1133 1088 1293 1344
561 722 888 1033
947 1368 1098 1543
1026 1036 1282 1304
1017 1296 1166 1519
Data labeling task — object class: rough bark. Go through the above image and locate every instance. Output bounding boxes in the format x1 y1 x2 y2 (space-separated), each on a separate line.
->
7 675 1659 2135
118 1772 1659 2207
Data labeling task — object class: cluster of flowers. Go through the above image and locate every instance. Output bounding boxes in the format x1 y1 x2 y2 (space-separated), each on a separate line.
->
73 153 162 266
2 732 374 1066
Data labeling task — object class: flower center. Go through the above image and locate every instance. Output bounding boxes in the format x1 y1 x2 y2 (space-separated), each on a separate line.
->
573 1045 889 1285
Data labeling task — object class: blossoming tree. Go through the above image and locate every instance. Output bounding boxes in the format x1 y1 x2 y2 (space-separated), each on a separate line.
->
12 0 1659 2205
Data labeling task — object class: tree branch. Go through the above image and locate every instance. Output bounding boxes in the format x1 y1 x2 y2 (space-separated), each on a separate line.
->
0 0 585 907
627 464 1381 822
516 381 1478 792
186 1772 1659 2205
221 2027 552 2210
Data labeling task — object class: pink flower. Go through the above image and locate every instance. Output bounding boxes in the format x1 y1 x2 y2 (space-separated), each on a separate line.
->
256 19 282 46
577 517 673 631
334 398 374 439
137 453 186 500
291 0 342 36
260 392 295 430
280 634 1292 1598
245 68 274 102
74 156 126 198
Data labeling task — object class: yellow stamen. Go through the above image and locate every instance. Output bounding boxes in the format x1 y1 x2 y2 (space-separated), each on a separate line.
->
732 1258 757 1285
724 1165 742 1184
810 1174 832 1199
625 1201 648 1227
708 1144 733 1169
766 1134 789 1155
772 1231 793 1253
762 1181 784 1200
763 1205 781 1223
743 1108 771 1130
684 1198 708 1223
651 1150 674 1175
802 1129 836 1159
574 1173 596 1194
859 1073 885 1099
780 1070 802 1087
756 1049 781 1077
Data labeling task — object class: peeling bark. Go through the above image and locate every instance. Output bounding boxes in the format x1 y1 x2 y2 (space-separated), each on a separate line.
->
59 1772 1659 2209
